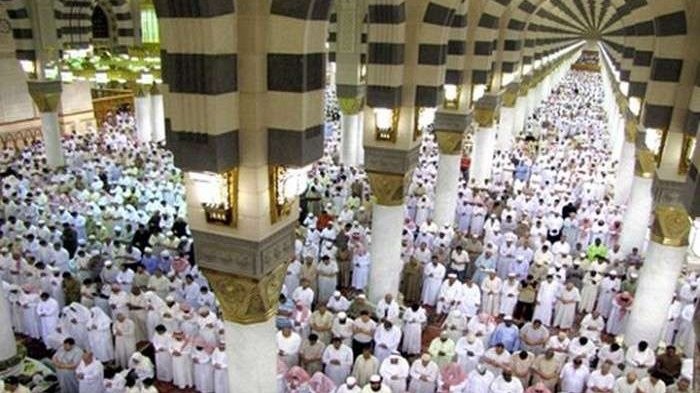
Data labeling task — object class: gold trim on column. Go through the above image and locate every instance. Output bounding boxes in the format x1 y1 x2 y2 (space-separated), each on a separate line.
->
474 107 496 128
201 262 288 324
501 87 518 108
367 171 407 206
625 118 637 143
435 130 464 155
338 97 364 116
634 149 656 178
650 205 690 247
268 166 294 224
518 80 530 97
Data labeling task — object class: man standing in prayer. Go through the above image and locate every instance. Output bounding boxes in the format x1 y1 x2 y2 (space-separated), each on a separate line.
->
352 346 380 387
519 319 548 354
533 274 559 326
428 331 457 368
586 360 615 393
52 338 83 393
379 353 409 393
322 336 354 386
112 312 136 369
456 333 485 373
559 356 590 393
36 292 59 346
373 320 401 364
277 322 302 368
76 351 104 393
553 281 580 329
489 316 521 352
408 353 439 393
422 256 446 307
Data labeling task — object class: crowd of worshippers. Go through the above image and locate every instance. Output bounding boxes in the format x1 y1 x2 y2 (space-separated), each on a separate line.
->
0 112 229 393
0 70 696 393
273 72 696 392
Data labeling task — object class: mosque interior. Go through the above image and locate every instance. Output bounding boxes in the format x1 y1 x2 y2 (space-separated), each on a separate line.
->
0 0 699 392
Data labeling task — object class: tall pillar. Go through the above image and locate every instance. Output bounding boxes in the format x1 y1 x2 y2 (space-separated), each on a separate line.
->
625 205 690 348
334 0 366 167
202 257 289 393
497 83 519 151
433 112 470 226
513 78 530 135
0 286 20 376
339 97 364 166
134 86 152 143
367 171 409 303
27 80 65 168
150 83 165 143
614 117 638 204
470 95 500 187
619 150 655 254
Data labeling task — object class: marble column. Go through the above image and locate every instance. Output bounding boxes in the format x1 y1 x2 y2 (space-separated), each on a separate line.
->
368 203 405 302
497 84 519 151
614 141 636 205
619 150 655 254
625 205 690 348
513 81 530 136
203 263 288 393
27 80 65 168
150 83 166 143
135 86 152 143
367 172 408 303
470 95 500 187
341 113 360 166
0 286 20 376
433 127 466 226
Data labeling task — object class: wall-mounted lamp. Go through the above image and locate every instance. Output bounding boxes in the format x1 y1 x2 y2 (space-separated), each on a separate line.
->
374 107 400 142
443 84 461 110
414 107 436 140
190 169 238 226
269 165 310 223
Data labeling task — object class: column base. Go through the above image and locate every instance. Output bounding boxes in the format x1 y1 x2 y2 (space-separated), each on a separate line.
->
224 318 278 393
0 344 25 378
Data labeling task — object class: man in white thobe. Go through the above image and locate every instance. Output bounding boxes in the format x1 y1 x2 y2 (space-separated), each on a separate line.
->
461 278 482 317
559 357 590 393
37 292 59 345
373 321 401 364
112 313 136 369
465 365 495 393
553 281 580 329
624 341 655 378
499 274 519 317
456 333 485 373
211 341 229 393
481 270 502 316
613 371 639 393
152 325 173 382
488 370 523 393
76 352 104 393
277 324 302 368
322 337 354 386
533 275 559 326
379 354 409 393
586 360 615 393
437 274 464 314
408 354 439 393
422 259 446 306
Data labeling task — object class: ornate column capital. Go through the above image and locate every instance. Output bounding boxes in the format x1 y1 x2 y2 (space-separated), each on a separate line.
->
518 77 531 97
625 116 638 143
338 96 364 115
474 94 500 128
634 149 656 178
201 262 288 324
501 83 519 108
367 171 409 206
27 80 62 113
650 205 690 247
435 130 465 155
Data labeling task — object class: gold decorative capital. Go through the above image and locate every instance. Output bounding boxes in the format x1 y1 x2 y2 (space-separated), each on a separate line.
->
634 149 656 178
27 80 62 113
201 262 288 324
474 107 496 128
435 130 464 155
338 97 364 115
501 86 518 108
650 205 690 247
367 171 407 206
518 80 530 96
150 83 161 95
625 118 637 143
